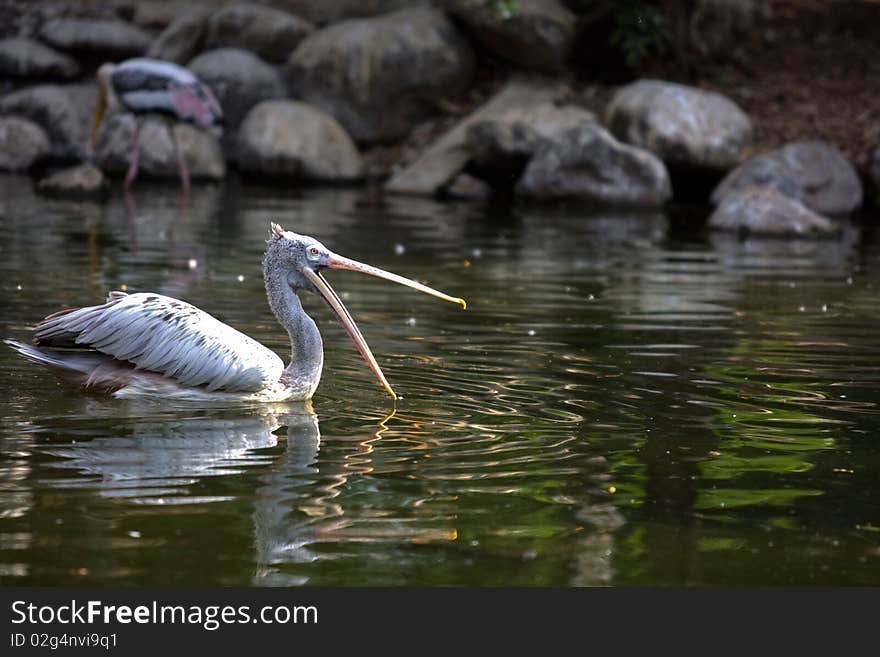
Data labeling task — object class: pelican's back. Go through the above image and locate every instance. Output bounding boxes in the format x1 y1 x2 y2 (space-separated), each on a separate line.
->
34 291 282 392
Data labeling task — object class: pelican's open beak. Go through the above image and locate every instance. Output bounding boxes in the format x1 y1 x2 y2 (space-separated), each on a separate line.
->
301 254 466 400
90 75 107 152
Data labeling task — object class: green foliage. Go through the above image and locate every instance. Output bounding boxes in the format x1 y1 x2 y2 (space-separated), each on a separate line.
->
485 0 518 20
606 1 672 70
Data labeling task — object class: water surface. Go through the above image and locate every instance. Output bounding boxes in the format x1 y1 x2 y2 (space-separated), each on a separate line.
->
1 175 878 585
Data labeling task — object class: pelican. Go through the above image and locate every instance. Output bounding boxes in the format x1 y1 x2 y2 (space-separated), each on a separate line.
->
91 57 223 192
5 223 466 402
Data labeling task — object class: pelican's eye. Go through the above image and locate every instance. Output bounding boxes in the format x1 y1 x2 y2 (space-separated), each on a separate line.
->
307 246 321 261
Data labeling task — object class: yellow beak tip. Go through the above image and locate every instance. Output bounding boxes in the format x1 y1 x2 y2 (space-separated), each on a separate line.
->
457 298 467 310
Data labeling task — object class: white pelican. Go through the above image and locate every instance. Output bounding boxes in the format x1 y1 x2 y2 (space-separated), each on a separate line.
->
91 57 223 192
6 223 466 402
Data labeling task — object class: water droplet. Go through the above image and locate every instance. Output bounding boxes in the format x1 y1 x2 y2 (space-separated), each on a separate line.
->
821 304 828 312
798 306 805 312
394 243 405 255
527 329 535 336
406 317 417 326
128 531 141 538
188 258 198 270
16 284 21 291
588 294 595 301
237 274 245 282
471 247 482 258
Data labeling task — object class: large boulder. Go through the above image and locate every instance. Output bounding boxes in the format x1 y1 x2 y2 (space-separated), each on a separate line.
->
285 7 475 143
94 113 225 181
37 162 108 198
465 102 594 183
868 144 880 205
385 76 571 196
147 8 211 64
188 48 286 133
606 79 751 171
449 0 577 73
0 37 79 79
0 116 50 171
711 140 863 216
0 83 95 161
38 18 152 58
708 185 839 236
516 121 672 206
204 4 314 64
276 1 425 26
237 99 363 181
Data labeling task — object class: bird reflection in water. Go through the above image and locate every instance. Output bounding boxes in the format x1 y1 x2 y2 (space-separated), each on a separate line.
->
35 402 457 583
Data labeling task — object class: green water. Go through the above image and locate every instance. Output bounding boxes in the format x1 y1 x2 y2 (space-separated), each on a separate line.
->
1 174 878 586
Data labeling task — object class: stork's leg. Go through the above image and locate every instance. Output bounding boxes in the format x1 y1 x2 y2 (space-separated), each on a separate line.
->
124 119 141 190
169 122 190 194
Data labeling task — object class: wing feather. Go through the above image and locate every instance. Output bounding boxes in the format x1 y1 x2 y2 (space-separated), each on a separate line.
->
34 292 283 392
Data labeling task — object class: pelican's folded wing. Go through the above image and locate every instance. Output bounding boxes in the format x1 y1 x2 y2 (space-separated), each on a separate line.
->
34 292 283 392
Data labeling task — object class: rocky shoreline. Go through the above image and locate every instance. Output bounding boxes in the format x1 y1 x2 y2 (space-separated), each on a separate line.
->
0 0 877 237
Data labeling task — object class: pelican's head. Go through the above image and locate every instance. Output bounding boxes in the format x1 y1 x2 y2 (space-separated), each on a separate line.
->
264 222 466 399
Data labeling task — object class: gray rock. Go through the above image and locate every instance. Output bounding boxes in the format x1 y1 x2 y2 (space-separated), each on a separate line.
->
711 140 863 216
286 7 475 143
466 102 595 170
276 1 427 26
708 185 839 236
690 0 758 57
606 79 751 171
38 18 152 58
449 0 576 72
386 76 572 196
868 144 880 204
205 4 313 64
188 48 286 133
37 162 107 198
237 99 362 181
0 83 95 161
516 121 672 206
444 172 493 200
0 37 79 79
94 113 225 181
0 116 50 171
147 8 211 64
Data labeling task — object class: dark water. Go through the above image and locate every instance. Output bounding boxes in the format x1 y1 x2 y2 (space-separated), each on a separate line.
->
1 174 878 586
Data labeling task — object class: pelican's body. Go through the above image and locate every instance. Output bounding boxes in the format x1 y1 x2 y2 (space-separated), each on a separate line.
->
6 224 465 402
91 57 223 191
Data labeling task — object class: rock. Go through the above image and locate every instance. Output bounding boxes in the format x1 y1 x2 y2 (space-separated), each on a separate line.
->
449 0 576 72
147 8 211 64
708 185 839 236
286 7 475 143
0 37 79 79
868 144 880 205
204 4 314 64
0 116 50 171
37 162 107 198
276 1 424 26
516 121 672 206
465 102 594 183
386 76 572 196
188 48 286 133
711 141 863 216
690 0 758 57
606 79 751 171
38 18 152 58
237 99 363 181
443 172 493 200
94 113 225 181
0 83 95 161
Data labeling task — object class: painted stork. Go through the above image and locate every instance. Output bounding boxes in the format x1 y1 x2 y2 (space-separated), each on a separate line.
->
90 57 223 192
5 224 466 402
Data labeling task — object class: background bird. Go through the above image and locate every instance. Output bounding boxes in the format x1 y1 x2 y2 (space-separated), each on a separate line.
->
90 57 223 192
6 223 466 402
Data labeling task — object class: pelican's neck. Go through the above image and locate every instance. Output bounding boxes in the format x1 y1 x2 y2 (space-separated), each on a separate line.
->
264 263 323 389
